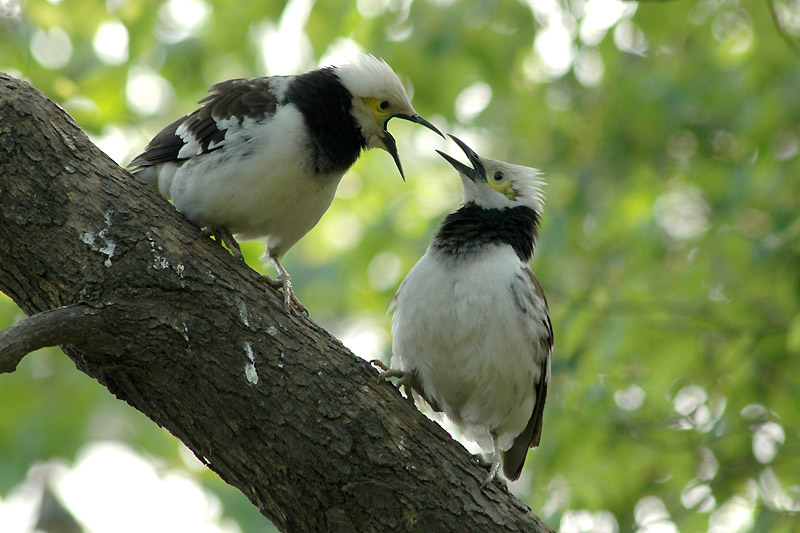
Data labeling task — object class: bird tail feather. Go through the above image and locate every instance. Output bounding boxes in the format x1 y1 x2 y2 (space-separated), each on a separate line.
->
502 380 547 481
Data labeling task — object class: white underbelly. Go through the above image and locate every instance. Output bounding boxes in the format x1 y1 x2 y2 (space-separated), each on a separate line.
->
161 106 344 257
391 246 541 451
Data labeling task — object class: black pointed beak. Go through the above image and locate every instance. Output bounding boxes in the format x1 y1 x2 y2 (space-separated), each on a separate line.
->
436 134 487 183
382 114 444 181
381 130 405 181
394 113 445 139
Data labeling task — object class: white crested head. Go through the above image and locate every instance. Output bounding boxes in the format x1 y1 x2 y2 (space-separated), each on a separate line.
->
333 55 443 179
468 158 545 212
437 135 545 213
335 55 414 109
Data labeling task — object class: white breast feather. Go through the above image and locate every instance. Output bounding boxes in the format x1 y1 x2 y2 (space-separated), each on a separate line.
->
391 245 550 452
161 104 343 258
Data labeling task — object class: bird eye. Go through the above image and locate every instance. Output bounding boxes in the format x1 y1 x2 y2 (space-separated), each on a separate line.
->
493 171 504 181
379 100 390 111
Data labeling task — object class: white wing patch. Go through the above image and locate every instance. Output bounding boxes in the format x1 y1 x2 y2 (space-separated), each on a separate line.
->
176 121 203 159
175 115 243 157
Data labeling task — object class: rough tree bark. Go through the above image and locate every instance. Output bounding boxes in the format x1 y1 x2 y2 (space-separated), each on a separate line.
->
0 74 554 533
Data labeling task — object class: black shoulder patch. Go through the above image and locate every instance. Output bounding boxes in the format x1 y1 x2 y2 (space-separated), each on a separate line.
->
129 77 279 168
432 204 541 262
284 67 365 174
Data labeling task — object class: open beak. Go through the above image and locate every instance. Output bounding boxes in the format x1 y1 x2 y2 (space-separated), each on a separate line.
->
380 131 405 180
383 114 445 181
436 134 487 183
395 113 445 139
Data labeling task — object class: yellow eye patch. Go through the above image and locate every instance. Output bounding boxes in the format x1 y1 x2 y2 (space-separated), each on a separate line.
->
363 97 392 119
488 178 517 201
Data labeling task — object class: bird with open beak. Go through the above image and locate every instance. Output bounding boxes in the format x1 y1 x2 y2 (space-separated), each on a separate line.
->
380 135 552 487
130 55 443 312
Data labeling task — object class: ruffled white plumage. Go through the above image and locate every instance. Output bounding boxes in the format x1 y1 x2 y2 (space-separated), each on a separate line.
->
387 135 552 484
391 244 548 453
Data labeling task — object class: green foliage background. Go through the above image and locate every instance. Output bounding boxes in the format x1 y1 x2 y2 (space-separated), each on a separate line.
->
2 0 799 531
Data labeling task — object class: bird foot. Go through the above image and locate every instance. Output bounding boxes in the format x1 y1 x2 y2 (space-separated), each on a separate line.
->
479 435 505 490
371 361 417 406
261 273 309 316
202 227 244 260
371 359 400 382
371 359 390 372
370 361 443 411
480 455 503 489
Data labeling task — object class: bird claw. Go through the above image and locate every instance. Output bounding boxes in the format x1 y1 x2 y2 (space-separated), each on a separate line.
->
203 227 244 260
371 363 440 410
479 435 504 490
371 362 411 403
373 361 406 381
370 359 391 382
370 359 390 372
261 274 309 316
480 456 502 489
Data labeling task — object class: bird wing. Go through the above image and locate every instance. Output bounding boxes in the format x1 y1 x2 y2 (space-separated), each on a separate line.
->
129 77 279 169
502 265 553 481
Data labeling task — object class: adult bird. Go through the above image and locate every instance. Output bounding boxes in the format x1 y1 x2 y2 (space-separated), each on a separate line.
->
381 135 553 487
129 55 442 312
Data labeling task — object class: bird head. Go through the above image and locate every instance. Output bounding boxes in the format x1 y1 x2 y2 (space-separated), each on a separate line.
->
436 135 545 213
336 55 443 179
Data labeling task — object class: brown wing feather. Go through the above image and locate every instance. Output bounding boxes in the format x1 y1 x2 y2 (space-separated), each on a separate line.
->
129 78 278 169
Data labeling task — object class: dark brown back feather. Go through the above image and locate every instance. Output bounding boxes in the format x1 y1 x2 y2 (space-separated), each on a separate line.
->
128 78 278 169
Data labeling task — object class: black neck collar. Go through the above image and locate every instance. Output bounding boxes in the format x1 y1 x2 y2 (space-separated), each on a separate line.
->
432 203 540 262
285 68 366 174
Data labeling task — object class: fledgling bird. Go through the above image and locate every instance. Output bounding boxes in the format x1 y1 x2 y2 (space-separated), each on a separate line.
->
129 55 442 312
382 135 553 487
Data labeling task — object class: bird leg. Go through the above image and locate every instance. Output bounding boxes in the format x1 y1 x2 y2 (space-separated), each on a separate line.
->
480 433 503 489
261 255 309 315
201 228 307 314
202 226 244 260
371 361 441 411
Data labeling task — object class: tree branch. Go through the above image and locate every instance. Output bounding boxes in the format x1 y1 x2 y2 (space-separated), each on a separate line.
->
0 73 553 532
0 303 108 373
